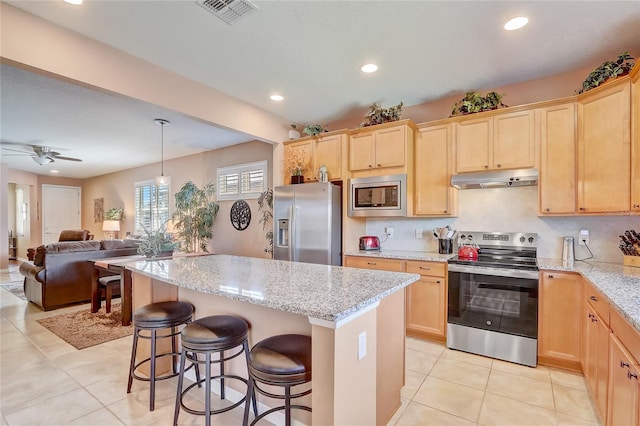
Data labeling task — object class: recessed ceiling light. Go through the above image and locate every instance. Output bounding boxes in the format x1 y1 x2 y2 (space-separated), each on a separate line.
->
504 16 528 31
270 94 284 101
361 63 378 73
50 169 59 174
63 0 83 5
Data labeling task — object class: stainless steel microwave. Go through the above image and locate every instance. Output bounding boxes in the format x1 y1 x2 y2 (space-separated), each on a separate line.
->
348 174 407 217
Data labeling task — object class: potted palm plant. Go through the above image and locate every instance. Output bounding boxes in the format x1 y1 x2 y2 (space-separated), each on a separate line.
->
172 181 220 252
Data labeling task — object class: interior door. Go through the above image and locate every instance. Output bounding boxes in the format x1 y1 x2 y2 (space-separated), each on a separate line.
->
42 185 81 244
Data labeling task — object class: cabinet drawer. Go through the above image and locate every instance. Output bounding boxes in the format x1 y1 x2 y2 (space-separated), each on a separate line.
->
344 256 404 272
585 281 610 326
610 307 640 363
405 261 446 277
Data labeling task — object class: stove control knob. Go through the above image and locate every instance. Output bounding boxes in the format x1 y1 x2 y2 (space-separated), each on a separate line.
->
486 320 492 326
519 236 525 243
528 236 535 244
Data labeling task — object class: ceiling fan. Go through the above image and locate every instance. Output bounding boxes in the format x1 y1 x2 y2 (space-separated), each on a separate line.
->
1 143 82 165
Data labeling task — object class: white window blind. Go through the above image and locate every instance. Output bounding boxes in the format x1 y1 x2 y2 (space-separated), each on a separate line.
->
217 160 267 200
134 180 170 234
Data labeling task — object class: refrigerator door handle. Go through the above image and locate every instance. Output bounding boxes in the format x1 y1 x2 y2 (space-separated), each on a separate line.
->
290 204 298 262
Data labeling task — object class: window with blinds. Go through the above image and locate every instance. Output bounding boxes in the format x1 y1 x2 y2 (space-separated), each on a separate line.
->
217 160 267 200
134 180 170 234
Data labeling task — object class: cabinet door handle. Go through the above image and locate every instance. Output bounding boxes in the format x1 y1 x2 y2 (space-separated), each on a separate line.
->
591 317 598 323
548 274 554 279
628 371 638 380
367 262 376 265
620 361 630 368
545 208 550 212
496 164 502 168
588 313 594 320
634 204 640 209
444 210 448 213
484 165 489 169
579 207 586 211
419 266 431 270
377 163 381 167
589 296 597 302
368 164 372 168
436 280 441 284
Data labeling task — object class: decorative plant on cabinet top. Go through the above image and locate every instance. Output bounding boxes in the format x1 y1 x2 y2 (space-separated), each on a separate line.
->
450 91 507 116
303 124 328 136
172 181 220 253
361 102 404 127
578 52 635 94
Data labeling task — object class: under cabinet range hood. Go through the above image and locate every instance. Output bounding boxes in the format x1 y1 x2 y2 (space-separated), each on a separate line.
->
451 169 538 190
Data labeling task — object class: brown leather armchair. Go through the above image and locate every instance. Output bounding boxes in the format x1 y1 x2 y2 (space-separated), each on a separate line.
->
27 229 93 261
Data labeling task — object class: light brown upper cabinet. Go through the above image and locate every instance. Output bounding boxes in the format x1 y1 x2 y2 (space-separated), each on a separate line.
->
538 102 577 215
455 109 536 173
349 120 416 175
631 67 640 212
283 130 347 184
283 138 314 183
577 79 631 213
415 123 457 216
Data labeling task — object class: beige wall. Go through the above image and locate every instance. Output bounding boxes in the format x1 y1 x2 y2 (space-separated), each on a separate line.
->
328 51 640 130
82 140 274 258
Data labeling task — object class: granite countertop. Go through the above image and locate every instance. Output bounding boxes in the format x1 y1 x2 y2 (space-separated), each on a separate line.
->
344 250 453 262
124 254 419 324
538 258 640 333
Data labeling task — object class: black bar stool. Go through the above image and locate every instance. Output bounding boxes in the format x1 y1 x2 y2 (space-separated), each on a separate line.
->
98 275 120 313
243 334 312 426
127 301 198 411
173 315 257 426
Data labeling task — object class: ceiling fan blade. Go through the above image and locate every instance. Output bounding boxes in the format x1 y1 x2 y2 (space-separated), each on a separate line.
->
53 155 83 162
1 147 34 155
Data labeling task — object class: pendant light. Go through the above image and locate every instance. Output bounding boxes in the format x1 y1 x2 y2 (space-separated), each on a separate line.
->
154 118 171 186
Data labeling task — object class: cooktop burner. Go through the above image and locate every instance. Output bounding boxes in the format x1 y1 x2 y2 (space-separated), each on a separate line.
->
448 231 539 271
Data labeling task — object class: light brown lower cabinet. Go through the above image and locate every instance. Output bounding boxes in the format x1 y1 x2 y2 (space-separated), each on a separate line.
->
584 299 610 423
404 261 447 342
607 334 639 426
537 271 582 370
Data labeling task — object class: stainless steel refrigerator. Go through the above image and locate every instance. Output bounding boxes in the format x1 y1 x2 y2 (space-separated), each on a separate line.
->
273 182 342 266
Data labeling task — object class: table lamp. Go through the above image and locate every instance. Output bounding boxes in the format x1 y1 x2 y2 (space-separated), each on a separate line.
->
102 220 120 240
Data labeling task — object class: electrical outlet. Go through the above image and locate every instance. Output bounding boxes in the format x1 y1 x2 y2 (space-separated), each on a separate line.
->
358 332 367 360
415 228 423 239
385 226 394 238
579 229 589 246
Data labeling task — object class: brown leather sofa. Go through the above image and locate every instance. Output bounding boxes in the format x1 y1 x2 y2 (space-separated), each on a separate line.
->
19 239 140 311
26 229 94 261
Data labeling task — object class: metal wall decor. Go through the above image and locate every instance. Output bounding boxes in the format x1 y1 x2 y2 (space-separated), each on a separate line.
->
230 200 251 231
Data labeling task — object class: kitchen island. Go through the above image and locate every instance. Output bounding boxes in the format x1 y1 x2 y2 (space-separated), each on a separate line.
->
124 254 420 425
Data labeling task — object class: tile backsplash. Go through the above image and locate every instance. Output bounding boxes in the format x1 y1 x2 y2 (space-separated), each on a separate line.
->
365 186 639 264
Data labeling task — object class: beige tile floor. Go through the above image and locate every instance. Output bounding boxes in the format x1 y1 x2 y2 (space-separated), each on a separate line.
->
1 263 600 425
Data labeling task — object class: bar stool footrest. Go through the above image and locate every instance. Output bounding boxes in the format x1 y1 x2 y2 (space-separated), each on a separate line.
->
179 374 249 416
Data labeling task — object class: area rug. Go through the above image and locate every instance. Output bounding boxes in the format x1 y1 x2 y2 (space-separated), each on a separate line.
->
0 281 27 300
36 304 133 350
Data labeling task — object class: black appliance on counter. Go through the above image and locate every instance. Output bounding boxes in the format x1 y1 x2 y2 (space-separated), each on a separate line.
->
447 231 539 367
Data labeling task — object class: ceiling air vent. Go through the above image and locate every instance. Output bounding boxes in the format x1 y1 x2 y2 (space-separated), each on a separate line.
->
196 0 258 25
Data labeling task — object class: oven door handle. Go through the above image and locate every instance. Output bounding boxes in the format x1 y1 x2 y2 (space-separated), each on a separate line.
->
448 264 539 280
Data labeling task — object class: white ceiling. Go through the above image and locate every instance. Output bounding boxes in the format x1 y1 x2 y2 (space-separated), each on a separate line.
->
2 0 640 179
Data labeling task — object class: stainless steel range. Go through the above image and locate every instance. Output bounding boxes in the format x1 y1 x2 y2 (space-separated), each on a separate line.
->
447 231 539 367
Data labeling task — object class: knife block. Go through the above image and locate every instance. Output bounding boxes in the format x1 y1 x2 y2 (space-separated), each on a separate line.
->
623 255 640 267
